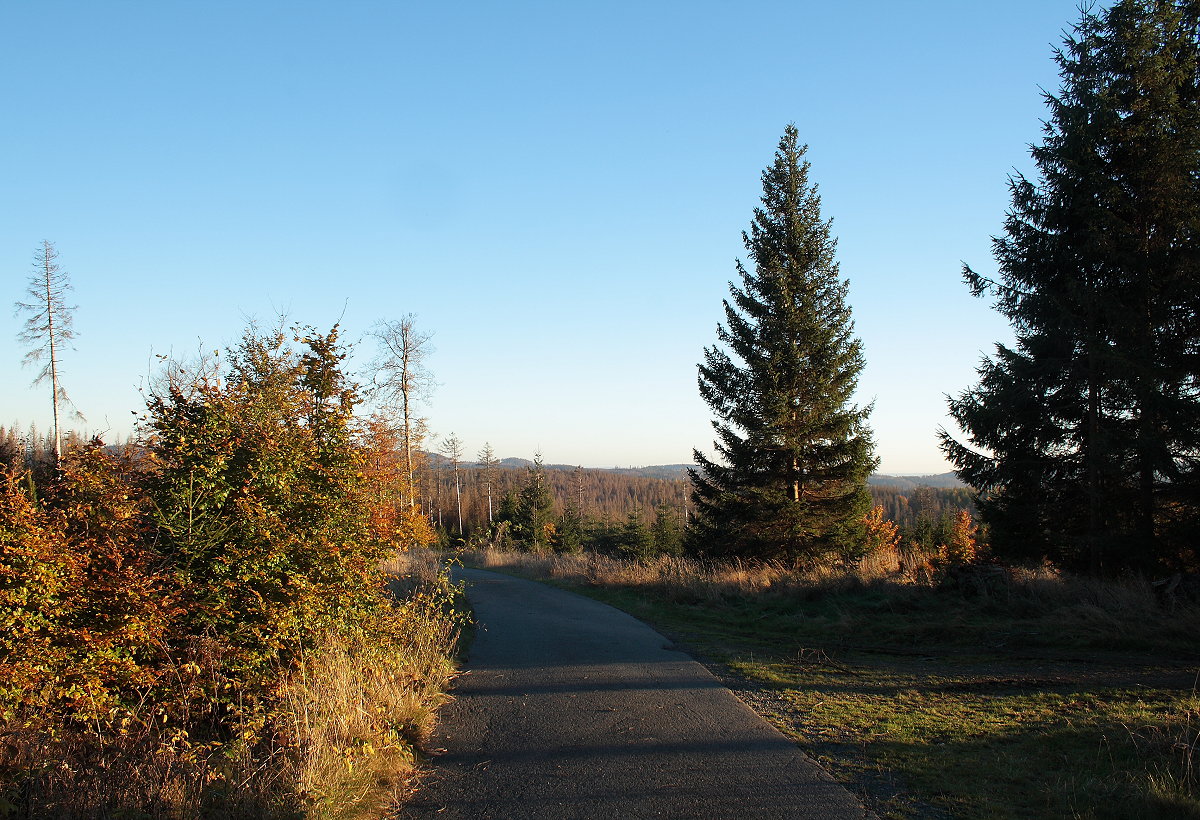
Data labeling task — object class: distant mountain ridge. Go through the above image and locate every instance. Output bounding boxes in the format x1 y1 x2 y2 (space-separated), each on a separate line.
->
485 457 964 488
492 458 691 481
868 472 966 490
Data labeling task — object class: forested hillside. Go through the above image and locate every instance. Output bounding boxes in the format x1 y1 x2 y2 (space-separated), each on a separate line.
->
424 460 691 529
422 457 973 554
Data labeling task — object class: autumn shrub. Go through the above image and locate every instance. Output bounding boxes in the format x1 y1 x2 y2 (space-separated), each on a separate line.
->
142 326 382 676
0 448 194 819
858 504 901 578
936 509 979 566
0 443 171 714
0 467 81 719
0 323 461 818
359 416 438 550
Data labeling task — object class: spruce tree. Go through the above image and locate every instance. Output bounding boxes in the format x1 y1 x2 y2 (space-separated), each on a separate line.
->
690 125 877 563
651 502 685 556
941 0 1200 573
618 509 655 561
515 452 555 550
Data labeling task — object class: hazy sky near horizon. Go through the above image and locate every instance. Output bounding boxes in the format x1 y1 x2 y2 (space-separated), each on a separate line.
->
2 1 1087 474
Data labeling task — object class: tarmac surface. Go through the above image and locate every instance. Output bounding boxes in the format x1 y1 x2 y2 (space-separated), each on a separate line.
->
402 567 872 819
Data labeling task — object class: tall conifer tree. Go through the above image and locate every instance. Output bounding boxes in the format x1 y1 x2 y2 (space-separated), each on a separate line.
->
942 0 1200 572
690 125 876 563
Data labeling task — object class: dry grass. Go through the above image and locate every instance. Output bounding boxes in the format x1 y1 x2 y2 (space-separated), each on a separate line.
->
1115 691 1200 816
2 703 290 817
283 586 460 819
459 546 1200 653
462 547 807 602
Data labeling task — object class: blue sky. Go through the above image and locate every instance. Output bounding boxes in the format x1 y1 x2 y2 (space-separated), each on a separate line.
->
2 1 1085 474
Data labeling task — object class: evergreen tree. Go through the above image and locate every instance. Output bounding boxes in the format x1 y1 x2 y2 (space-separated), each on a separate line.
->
557 500 585 553
690 125 876 563
941 0 1200 572
515 453 555 549
496 490 520 527
617 508 655 561
651 502 685 556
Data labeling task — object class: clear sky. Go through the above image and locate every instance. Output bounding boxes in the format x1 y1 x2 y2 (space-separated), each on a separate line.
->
2 0 1087 474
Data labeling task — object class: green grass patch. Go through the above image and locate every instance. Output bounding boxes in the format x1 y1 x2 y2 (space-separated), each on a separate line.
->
727 654 1199 819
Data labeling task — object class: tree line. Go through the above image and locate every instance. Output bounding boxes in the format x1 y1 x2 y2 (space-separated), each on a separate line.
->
417 446 974 561
423 460 690 531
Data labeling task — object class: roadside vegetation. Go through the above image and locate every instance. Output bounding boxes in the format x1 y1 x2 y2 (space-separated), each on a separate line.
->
0 323 461 819
459 545 1200 819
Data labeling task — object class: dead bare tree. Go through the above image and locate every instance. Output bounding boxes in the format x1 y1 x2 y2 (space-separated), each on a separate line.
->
440 432 465 536
478 442 499 525
15 241 81 465
367 315 434 508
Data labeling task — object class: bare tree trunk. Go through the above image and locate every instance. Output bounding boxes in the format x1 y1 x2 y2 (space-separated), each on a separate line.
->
367 315 433 510
402 360 414 508
479 443 498 525
455 463 463 535
441 433 465 535
16 241 79 469
43 257 61 465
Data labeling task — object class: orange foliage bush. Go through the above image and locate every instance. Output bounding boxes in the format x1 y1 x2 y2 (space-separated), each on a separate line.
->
939 509 979 565
0 444 173 726
0 323 453 816
863 504 901 557
0 467 79 717
359 416 437 549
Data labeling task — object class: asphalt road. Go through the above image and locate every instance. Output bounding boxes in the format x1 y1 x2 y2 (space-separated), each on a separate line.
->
401 568 871 819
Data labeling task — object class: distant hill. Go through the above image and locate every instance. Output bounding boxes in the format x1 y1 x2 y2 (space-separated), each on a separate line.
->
868 472 966 490
492 458 690 481
485 457 963 488
603 464 692 480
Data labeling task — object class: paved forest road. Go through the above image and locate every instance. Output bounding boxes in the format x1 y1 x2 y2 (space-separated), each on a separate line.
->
401 568 871 819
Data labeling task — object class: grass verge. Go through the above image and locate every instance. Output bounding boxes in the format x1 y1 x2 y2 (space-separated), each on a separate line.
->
459 547 1200 819
286 550 462 820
